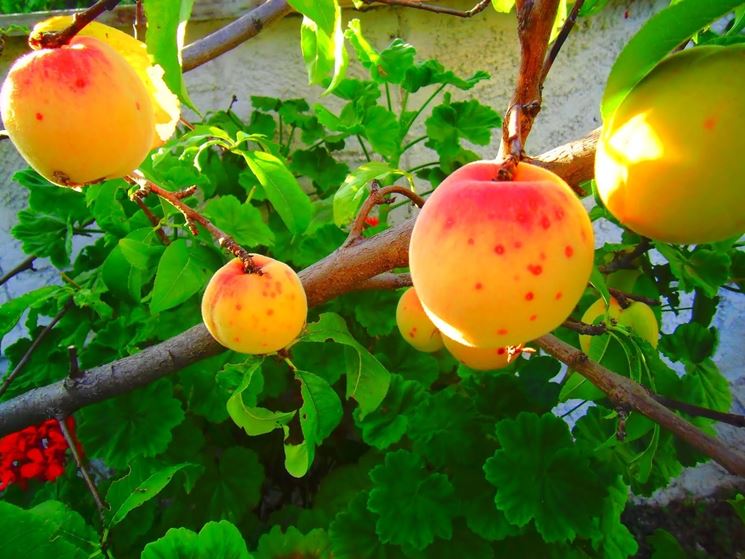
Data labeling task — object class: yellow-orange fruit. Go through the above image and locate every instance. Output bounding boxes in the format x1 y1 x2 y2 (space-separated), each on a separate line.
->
409 161 594 348
578 297 621 354
595 45 745 243
0 36 155 187
201 256 308 354
396 287 444 352
579 296 658 353
30 17 180 148
442 335 514 371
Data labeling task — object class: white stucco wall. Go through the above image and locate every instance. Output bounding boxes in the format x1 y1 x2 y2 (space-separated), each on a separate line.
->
0 0 742 500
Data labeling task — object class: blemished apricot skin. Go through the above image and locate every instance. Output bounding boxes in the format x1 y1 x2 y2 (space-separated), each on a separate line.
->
595 45 745 244
442 335 513 371
0 36 155 187
409 161 594 348
396 287 444 353
201 256 308 355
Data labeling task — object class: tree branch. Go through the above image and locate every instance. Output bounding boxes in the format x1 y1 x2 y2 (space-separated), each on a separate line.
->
0 255 37 287
29 0 122 49
598 238 653 273
534 334 745 476
653 395 745 429
357 0 491 18
182 0 294 72
0 131 595 435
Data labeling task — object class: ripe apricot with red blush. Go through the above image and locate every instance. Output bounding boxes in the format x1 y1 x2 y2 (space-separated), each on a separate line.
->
201 256 307 354
396 287 444 353
409 161 594 347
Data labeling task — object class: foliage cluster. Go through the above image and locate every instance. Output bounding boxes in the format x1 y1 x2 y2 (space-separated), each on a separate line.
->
0 1 744 557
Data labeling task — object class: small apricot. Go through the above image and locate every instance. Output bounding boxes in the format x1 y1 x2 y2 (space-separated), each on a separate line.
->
396 287 444 352
201 256 307 354
579 296 658 353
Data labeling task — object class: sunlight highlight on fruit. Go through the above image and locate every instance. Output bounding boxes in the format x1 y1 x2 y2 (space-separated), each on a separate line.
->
395 287 444 353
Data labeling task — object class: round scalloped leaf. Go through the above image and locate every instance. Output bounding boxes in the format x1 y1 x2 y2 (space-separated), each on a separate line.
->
141 520 252 559
255 525 331 559
484 412 605 543
31 16 180 147
367 450 456 550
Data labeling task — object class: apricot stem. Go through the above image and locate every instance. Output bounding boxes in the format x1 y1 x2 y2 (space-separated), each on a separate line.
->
355 0 491 18
29 0 122 49
344 185 425 248
598 238 652 273
125 172 259 273
0 255 36 287
562 318 607 336
131 195 171 246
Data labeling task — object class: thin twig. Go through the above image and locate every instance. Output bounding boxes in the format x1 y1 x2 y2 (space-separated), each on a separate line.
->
126 172 257 272
131 196 171 246
344 185 425 248
134 0 146 42
598 238 653 273
0 255 36 287
0 300 73 399
534 334 745 476
68 346 82 380
29 0 122 49
563 318 607 335
608 288 659 309
540 0 585 85
654 395 745 428
357 0 491 17
57 416 108 522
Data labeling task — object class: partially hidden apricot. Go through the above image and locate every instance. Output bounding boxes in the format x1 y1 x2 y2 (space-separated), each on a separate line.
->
442 335 515 371
201 256 308 354
0 36 155 187
396 287 444 352
579 296 658 353
30 17 180 148
595 45 745 243
409 161 594 348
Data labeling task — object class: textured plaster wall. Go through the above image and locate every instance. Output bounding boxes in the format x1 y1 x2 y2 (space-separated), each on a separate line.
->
0 0 742 501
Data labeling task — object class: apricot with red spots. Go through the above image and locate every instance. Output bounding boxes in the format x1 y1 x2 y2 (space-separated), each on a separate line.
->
409 161 594 348
201 256 307 354
595 45 745 243
0 36 154 187
396 287 443 353
442 335 515 371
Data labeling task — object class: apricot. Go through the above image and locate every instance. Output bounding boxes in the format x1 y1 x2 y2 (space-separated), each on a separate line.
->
201 256 308 354
442 335 514 371
396 287 444 352
409 161 594 348
595 45 745 243
30 17 180 148
0 36 155 187
579 296 658 353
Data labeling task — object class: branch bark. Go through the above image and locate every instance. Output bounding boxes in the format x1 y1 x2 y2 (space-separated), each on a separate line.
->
0 131 596 435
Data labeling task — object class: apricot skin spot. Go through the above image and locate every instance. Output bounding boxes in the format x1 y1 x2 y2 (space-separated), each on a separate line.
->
497 348 506 355
530 314 537 321
475 282 483 290
565 246 574 258
494 244 505 255
541 216 550 229
555 292 563 300
497 328 508 335
528 264 543 276
525 292 534 301
35 112 43 121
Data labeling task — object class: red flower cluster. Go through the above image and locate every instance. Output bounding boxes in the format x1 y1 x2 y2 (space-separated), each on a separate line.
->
0 417 79 491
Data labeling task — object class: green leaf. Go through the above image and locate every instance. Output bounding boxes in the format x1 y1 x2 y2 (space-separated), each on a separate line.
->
0 286 59 345
142 520 253 559
484 412 605 543
241 150 313 235
368 450 456 550
85 180 130 236
78 379 185 469
601 0 745 119
12 210 72 267
330 492 406 559
0 500 97 558
150 239 221 313
108 462 194 526
203 195 275 248
491 0 516 12
660 322 718 364
144 0 198 112
227 359 297 436
591 476 638 559
303 313 391 418
14 168 88 221
452 470 521 542
333 162 407 226
289 147 349 195
655 244 731 297
255 525 331 559
362 106 401 159
647 529 688 559
680 359 732 414
402 59 490 93
425 96 501 158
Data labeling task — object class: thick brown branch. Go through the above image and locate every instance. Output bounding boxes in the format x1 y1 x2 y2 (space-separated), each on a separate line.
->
29 0 122 49
182 0 293 71
535 334 745 477
357 0 491 17
0 255 36 287
0 132 596 436
563 318 607 335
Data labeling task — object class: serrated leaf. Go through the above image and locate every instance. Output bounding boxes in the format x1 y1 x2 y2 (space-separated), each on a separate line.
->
77 379 185 469
333 162 406 226
142 520 252 559
108 463 193 526
302 313 391 418
255 525 331 559
85 180 129 236
425 97 501 158
680 358 732 414
363 106 401 159
150 239 221 313
660 322 718 364
241 150 312 235
402 59 490 93
12 210 72 267
601 0 745 119
368 450 456 550
591 476 638 559
484 412 604 543
647 529 688 559
202 195 275 248
330 492 406 559
0 286 59 346
655 244 731 297
144 0 198 112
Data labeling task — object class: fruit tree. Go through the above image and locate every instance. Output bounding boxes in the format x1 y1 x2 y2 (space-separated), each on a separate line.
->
0 0 744 557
